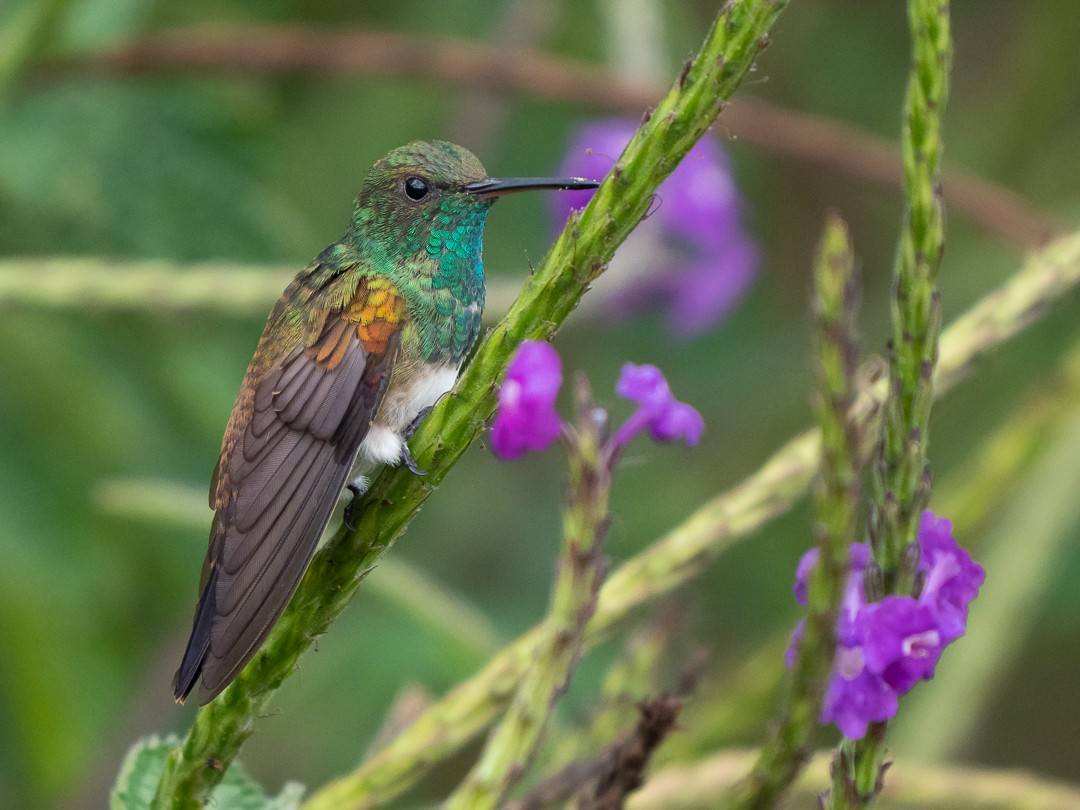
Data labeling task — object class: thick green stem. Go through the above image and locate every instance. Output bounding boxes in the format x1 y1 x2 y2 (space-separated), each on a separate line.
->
729 214 863 809
151 3 789 807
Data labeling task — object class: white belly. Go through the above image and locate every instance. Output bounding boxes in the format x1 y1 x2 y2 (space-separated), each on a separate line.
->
355 363 459 468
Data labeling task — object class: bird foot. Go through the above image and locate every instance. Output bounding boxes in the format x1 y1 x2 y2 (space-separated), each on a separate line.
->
403 405 434 439
344 477 369 531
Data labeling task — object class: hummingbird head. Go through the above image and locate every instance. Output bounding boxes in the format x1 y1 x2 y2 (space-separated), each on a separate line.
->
349 141 492 242
346 140 598 301
348 140 598 253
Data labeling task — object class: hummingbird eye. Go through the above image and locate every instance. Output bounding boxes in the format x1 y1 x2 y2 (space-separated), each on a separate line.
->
404 176 430 201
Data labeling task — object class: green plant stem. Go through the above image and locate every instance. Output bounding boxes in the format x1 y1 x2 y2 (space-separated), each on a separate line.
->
150 3 789 808
871 0 951 591
0 257 544 323
627 748 1080 810
442 380 611 810
842 0 952 805
300 230 1080 810
0 259 293 314
729 214 862 809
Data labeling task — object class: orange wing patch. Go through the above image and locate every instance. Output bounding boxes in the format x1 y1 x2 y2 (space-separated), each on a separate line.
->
305 278 408 368
351 278 408 354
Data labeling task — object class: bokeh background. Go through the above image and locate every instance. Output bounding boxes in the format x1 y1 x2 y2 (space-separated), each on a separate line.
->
1 0 1079 807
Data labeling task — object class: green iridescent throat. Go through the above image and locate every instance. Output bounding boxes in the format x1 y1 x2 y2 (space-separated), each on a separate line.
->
349 194 490 365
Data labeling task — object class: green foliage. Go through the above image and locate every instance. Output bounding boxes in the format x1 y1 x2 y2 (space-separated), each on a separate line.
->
112 736 303 810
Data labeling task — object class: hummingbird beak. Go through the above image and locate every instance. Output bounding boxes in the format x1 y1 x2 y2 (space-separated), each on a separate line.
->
463 177 599 199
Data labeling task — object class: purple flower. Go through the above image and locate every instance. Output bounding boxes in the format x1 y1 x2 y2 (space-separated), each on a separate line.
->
916 511 986 643
550 119 759 336
857 596 943 693
820 647 899 739
490 341 564 460
819 561 900 737
787 511 984 739
609 363 704 452
491 349 704 465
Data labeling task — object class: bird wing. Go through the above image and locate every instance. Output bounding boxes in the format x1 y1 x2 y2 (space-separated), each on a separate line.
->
173 276 407 704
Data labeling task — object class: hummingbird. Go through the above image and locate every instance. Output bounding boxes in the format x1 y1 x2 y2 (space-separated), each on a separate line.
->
172 140 598 705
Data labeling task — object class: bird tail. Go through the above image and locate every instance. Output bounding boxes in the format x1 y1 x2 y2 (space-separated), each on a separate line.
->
172 567 217 704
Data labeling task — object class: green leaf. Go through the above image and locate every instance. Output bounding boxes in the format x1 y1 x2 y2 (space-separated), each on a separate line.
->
112 735 304 810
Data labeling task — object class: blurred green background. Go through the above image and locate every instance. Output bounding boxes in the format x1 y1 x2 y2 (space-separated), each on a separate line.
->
1 1 1079 807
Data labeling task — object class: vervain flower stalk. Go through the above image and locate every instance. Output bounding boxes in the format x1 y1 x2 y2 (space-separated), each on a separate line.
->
444 342 700 808
843 0 954 803
300 227 1080 810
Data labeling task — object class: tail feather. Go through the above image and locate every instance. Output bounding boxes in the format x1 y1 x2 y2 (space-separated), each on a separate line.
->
172 567 217 704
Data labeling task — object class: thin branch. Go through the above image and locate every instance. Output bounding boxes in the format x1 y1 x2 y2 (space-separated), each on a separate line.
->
0 257 592 321
36 25 1061 247
627 749 1080 810
577 696 684 810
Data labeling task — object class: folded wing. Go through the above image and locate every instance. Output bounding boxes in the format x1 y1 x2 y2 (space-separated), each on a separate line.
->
173 300 401 704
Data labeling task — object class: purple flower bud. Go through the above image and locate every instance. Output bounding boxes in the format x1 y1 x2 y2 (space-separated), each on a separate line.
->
836 567 868 646
609 363 704 451
615 363 671 408
490 341 564 460
793 548 820 607
550 119 759 336
647 402 705 444
785 618 806 668
793 543 870 608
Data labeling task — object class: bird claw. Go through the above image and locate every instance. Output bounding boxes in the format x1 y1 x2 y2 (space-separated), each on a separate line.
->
399 404 438 476
401 444 426 477
344 498 363 532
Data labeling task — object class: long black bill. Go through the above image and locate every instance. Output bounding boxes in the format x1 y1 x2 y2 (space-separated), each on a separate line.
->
464 176 599 198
